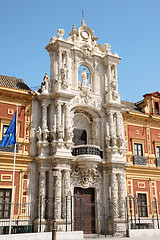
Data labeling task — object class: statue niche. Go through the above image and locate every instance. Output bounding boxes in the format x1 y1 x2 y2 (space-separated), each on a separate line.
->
78 65 91 99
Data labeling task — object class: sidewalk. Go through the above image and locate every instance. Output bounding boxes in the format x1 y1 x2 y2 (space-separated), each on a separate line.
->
84 234 160 240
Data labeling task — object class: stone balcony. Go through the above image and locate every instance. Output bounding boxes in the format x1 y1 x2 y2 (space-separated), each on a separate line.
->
72 145 102 166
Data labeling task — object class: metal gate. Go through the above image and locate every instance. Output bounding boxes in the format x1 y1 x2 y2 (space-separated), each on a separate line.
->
126 195 160 229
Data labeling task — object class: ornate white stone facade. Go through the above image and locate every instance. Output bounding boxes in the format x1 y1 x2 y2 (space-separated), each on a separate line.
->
30 20 127 236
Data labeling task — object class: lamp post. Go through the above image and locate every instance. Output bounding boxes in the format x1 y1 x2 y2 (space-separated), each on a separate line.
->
52 168 58 240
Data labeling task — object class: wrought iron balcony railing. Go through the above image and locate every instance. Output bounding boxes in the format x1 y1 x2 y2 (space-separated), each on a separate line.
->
133 155 147 165
72 145 101 157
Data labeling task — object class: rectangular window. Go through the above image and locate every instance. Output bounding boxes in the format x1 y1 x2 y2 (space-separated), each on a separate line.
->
156 146 160 158
0 189 12 219
3 125 9 137
155 102 159 115
134 143 143 156
138 193 148 217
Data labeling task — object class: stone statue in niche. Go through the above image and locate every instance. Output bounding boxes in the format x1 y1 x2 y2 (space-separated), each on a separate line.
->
81 69 88 87
36 126 42 141
78 69 91 98
61 64 68 89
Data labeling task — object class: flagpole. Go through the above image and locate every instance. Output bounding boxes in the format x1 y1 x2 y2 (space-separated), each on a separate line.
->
9 106 18 234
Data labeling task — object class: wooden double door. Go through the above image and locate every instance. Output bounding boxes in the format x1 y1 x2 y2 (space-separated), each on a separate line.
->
74 187 96 234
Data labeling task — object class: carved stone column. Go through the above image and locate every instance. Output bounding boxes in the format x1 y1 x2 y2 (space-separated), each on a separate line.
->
115 64 118 81
116 113 121 138
118 173 126 218
92 118 99 146
50 102 55 130
59 49 62 79
41 101 47 130
38 169 46 220
108 112 114 137
111 173 118 219
65 104 70 132
55 170 62 220
108 63 112 86
72 55 78 89
48 170 54 220
66 51 69 69
56 102 61 128
64 169 71 220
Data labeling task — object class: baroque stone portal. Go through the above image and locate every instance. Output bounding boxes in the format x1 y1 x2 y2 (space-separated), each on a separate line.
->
30 19 127 236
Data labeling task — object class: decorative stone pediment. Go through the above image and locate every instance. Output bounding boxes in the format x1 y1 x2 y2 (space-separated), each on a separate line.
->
67 20 105 56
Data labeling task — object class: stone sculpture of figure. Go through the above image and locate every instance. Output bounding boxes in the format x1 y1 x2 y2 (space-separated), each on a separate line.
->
103 43 111 53
81 69 88 87
43 126 50 141
51 126 57 140
57 28 65 39
61 64 69 89
105 135 110 148
37 126 42 141
41 73 50 93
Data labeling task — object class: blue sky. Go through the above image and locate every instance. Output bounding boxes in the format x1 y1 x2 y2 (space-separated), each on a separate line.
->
0 0 160 102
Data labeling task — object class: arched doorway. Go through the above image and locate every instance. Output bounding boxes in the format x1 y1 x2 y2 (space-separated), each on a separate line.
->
74 187 96 234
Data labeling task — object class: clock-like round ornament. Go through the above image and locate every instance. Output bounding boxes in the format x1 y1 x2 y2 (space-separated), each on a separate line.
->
81 31 89 39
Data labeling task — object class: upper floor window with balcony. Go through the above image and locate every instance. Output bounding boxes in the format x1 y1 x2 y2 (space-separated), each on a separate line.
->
134 143 143 156
155 102 159 115
133 143 147 165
